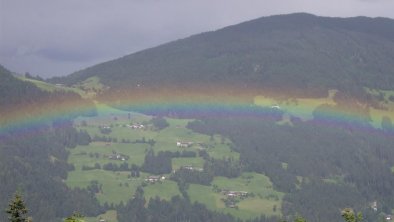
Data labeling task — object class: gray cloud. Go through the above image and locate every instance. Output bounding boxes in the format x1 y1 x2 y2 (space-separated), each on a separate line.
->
1 0 394 77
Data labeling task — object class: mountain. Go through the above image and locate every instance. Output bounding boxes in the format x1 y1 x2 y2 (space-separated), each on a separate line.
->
0 66 102 221
5 13 394 222
51 13 394 97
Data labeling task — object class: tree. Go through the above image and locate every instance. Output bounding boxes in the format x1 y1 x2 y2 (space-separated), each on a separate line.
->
150 117 169 130
294 215 306 222
5 193 29 222
341 208 362 222
64 212 85 222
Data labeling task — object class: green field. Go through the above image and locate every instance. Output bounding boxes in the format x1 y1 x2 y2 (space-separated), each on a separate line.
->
188 173 283 220
18 76 85 95
254 89 337 121
69 142 149 169
67 92 394 220
255 89 394 129
66 103 281 220
144 180 181 201
67 169 144 204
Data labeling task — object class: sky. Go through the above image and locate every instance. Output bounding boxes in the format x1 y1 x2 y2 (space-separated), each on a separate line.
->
1 0 394 77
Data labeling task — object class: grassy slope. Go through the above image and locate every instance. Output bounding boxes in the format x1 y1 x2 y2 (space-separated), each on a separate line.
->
188 172 283 220
255 89 394 129
364 88 394 128
66 103 281 220
17 76 85 95
254 89 337 121
67 105 238 202
66 97 393 219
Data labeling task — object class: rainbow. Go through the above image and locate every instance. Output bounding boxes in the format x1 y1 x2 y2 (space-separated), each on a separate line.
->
1 86 393 137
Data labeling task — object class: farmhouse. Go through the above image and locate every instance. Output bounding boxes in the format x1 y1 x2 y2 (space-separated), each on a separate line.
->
145 175 162 183
176 141 193 148
127 123 145 129
106 152 129 161
223 191 249 198
370 201 377 211
180 165 203 172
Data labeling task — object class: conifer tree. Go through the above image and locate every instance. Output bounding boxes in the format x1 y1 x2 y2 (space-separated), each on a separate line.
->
294 215 307 222
5 193 28 222
341 208 362 222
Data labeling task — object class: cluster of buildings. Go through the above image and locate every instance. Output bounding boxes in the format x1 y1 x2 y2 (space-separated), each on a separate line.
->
104 152 129 161
370 201 392 221
145 175 166 183
221 190 249 198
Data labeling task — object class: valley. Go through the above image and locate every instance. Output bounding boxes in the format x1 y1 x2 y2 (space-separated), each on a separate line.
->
22 75 394 221
66 104 280 221
2 12 394 222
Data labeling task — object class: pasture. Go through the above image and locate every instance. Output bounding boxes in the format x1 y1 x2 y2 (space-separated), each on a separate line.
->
66 103 283 220
187 172 283 219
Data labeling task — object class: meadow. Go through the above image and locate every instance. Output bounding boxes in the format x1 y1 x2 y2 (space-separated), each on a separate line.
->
187 172 283 220
66 104 259 220
255 89 394 129
68 90 394 220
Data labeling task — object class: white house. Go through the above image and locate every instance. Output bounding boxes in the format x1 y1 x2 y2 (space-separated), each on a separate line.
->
177 141 193 148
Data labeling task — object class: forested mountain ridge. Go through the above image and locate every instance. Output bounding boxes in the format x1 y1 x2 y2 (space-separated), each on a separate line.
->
0 65 102 221
51 13 394 97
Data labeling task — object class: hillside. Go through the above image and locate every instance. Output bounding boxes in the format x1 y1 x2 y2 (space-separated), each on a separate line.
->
0 66 102 221
3 12 394 222
51 13 394 97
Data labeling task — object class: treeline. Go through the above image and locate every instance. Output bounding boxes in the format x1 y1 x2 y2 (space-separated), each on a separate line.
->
171 168 214 186
5 190 372 222
92 134 157 146
141 149 172 174
204 157 241 178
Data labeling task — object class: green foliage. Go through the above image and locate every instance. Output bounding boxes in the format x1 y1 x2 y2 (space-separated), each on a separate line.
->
170 168 214 185
150 117 169 130
204 157 241 178
294 215 307 222
64 212 85 222
341 208 362 222
5 193 28 222
141 149 172 174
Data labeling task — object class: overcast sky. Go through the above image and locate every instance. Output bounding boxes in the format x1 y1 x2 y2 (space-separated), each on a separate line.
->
1 0 394 77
